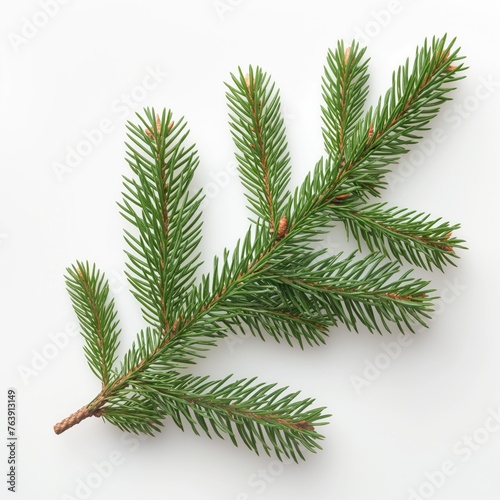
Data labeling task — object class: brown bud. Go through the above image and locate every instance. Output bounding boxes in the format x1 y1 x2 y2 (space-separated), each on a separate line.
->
244 73 251 91
437 50 457 71
276 216 288 240
294 420 314 431
344 46 351 65
332 193 350 204
368 123 374 139
146 114 162 139
440 233 454 251
436 50 450 62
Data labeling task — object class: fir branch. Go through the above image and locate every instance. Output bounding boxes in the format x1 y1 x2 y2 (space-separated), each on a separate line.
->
337 35 466 197
54 36 466 462
226 67 291 233
65 262 120 386
120 109 204 332
268 252 433 333
322 40 370 159
103 374 327 462
335 202 465 270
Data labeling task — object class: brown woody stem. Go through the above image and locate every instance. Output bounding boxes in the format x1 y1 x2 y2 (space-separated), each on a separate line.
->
54 404 102 435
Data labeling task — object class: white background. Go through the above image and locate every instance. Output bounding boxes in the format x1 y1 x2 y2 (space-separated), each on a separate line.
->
1 1 499 499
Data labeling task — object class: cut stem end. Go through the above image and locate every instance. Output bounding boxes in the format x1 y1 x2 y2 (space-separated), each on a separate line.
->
54 405 102 435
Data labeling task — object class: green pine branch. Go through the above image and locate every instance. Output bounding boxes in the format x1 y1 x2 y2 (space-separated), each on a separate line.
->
267 252 433 334
335 202 465 270
103 373 327 461
65 262 120 387
120 109 204 332
226 67 291 233
54 36 466 462
337 36 466 198
322 40 370 159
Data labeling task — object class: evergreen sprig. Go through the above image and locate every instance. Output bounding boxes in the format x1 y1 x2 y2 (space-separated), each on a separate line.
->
226 67 291 232
54 36 466 462
120 109 204 332
65 262 121 386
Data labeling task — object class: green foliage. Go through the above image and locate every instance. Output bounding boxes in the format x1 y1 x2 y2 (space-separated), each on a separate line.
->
226 66 291 231
103 373 327 461
119 109 204 331
322 40 370 158
340 36 465 198
336 202 465 270
55 35 466 462
65 262 120 386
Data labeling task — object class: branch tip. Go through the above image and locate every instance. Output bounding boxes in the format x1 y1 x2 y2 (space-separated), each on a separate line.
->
368 123 374 139
146 114 162 139
344 46 351 64
294 420 315 431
